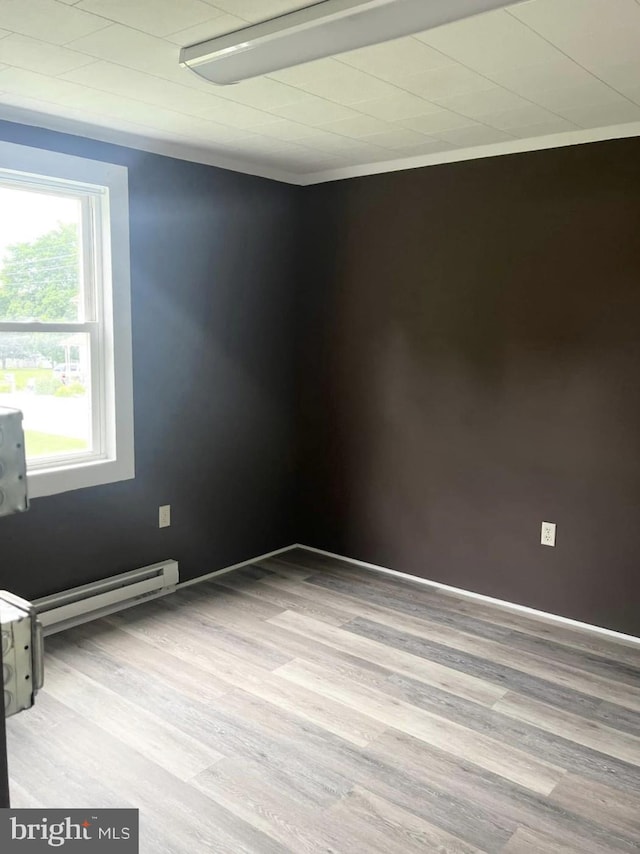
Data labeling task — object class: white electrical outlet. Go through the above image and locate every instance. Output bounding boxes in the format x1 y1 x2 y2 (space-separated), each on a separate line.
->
541 521 556 547
159 505 171 528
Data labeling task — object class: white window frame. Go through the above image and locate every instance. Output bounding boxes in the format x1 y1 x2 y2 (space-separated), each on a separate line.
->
0 141 134 498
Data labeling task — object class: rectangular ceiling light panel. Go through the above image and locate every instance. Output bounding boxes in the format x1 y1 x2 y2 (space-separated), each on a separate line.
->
180 0 521 85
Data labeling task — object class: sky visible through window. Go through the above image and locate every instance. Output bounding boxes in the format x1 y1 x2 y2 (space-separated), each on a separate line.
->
0 186 79 262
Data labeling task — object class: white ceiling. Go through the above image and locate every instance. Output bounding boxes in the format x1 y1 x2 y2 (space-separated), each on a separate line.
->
0 0 639 184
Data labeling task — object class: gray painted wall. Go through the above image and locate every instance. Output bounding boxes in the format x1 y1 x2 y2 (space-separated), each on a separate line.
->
0 120 301 600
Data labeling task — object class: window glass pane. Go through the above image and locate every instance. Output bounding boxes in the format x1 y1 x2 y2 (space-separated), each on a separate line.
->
0 331 92 461
0 185 83 323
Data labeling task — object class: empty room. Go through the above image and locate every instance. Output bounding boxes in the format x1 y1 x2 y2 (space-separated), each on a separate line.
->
0 0 639 851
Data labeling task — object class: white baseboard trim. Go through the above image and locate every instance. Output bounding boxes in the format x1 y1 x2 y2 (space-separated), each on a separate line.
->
177 545 297 589
295 544 640 648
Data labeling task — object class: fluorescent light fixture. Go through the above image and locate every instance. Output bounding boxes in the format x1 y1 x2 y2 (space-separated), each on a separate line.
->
180 0 520 85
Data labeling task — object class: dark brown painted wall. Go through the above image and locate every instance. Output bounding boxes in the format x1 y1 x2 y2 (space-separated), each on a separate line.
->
0 120 301 600
298 138 640 636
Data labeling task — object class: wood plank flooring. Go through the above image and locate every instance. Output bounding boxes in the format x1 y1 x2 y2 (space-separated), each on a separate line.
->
6 548 640 853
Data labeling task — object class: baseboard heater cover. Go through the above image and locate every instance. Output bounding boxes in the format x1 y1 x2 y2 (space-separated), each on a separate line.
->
34 560 179 635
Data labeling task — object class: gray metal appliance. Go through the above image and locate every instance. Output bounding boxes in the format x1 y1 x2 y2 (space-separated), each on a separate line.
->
1 407 44 807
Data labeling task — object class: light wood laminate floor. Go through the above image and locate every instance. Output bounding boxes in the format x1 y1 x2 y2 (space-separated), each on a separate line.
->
7 549 640 853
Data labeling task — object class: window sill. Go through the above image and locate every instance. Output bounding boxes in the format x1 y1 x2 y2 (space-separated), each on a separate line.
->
27 456 135 499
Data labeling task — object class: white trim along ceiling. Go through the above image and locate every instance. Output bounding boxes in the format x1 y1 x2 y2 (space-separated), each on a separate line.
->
0 0 639 185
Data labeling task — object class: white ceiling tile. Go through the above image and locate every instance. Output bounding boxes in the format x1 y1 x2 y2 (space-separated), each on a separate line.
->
350 92 441 122
255 118 320 140
0 0 109 45
309 152 360 167
359 127 434 150
0 90 262 156
486 69 630 121
327 150 395 166
197 98 281 128
0 91 157 134
0 65 94 104
270 125 361 145
66 24 183 79
311 142 372 162
477 104 567 131
578 28 640 70
68 92 206 131
508 0 640 65
292 68 407 105
587 59 640 96
268 58 349 87
435 125 514 147
316 114 392 138
179 122 256 144
623 86 640 106
432 87 533 119
233 136 304 157
61 60 221 114
207 1 313 22
530 81 628 112
353 154 397 168
337 36 452 82
161 119 256 145
556 100 640 127
508 0 640 32
75 0 220 38
415 9 563 73
290 132 375 154
399 109 478 134
271 95 364 125
397 66 495 100
391 139 458 157
0 33 95 75
164 14 248 47
231 139 302 156
284 150 342 163
487 59 597 96
549 28 640 72
321 141 394 159
508 118 580 138
209 77 309 110
94 98 183 128
229 136 305 154
155 63 214 94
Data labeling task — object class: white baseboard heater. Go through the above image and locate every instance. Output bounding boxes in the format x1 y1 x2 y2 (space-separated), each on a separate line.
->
34 560 179 636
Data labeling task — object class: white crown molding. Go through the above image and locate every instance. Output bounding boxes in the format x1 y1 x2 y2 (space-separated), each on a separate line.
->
0 103 296 185
1 103 639 187
297 120 640 184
